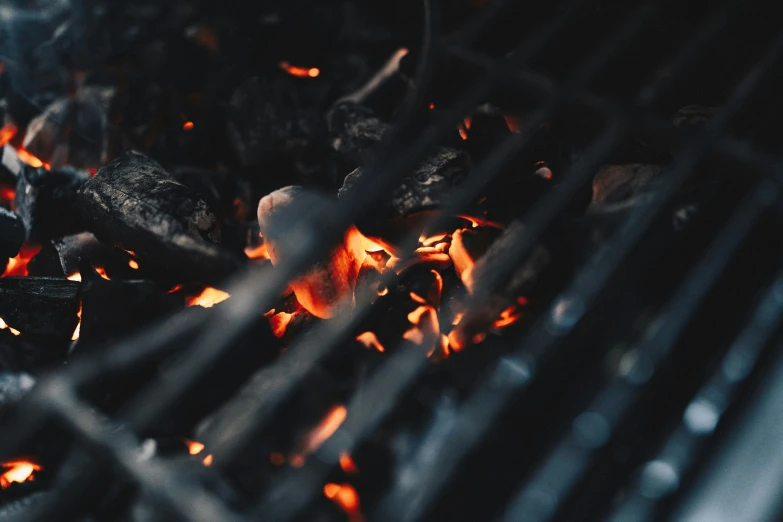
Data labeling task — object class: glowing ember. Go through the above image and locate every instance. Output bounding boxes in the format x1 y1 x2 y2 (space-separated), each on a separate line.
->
1 187 15 202
270 311 293 338
323 483 362 520
270 452 285 466
186 287 230 308
3 243 41 277
339 453 359 474
429 103 435 110
202 454 213 466
410 292 427 304
289 454 305 468
449 229 475 292
0 317 20 336
67 272 81 282
71 303 82 341
15 149 49 170
356 331 385 353
279 62 320 78
493 305 521 328
182 121 194 131
0 122 17 146
95 267 110 280
1 460 41 489
244 242 270 260
403 305 440 354
456 214 503 229
186 440 205 455
503 114 521 132
302 405 347 455
128 259 139 269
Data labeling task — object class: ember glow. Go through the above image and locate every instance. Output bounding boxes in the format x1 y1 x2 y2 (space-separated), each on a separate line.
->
303 405 347 455
356 331 385 352
15 149 49 170
0 460 41 489
279 61 320 78
0 122 17 146
3 243 41 277
71 303 82 341
186 440 205 455
339 452 359 474
0 317 21 336
270 311 294 338
323 483 362 521
202 454 213 466
128 259 139 269
182 121 194 131
186 287 230 308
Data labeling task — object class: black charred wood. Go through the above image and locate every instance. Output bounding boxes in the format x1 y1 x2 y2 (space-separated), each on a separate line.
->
0 208 25 259
22 86 114 171
465 104 512 162
77 152 243 286
0 277 80 340
227 76 317 168
26 241 66 278
0 329 67 373
328 101 390 166
15 165 89 241
72 266 181 353
586 164 664 215
52 232 129 277
338 147 470 218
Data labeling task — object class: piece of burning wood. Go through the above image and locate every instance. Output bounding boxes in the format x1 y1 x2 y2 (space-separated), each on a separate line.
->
257 186 366 318
22 86 114 171
586 164 664 215
72 264 181 353
449 222 550 351
15 165 89 241
52 232 128 277
0 277 80 340
328 101 391 166
0 208 25 259
465 104 512 162
338 147 470 218
77 152 243 285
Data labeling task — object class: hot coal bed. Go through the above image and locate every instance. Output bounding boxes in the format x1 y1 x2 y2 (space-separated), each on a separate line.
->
2 1 783 521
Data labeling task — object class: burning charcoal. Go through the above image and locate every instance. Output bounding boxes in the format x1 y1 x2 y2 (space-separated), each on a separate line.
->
0 277 80 340
0 372 35 407
258 186 366 318
15 165 89 241
449 222 550 351
586 164 664 215
22 86 114 171
338 148 470 220
73 266 181 352
328 101 390 166
77 152 243 285
0 208 24 259
53 232 128 277
26 241 65 278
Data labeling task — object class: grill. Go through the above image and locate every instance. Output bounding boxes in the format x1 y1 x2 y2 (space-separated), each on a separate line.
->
2 0 783 521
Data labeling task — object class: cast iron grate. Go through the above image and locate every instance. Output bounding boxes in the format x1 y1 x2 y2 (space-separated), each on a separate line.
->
3 0 783 521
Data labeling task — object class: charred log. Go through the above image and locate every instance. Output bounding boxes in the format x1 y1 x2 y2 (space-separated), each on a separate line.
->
0 277 80 340
77 152 243 286
15 165 89 241
0 208 25 259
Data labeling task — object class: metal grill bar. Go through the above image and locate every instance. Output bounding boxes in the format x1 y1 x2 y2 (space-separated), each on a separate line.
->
1 1 782 521
605 270 783 522
372 27 783 522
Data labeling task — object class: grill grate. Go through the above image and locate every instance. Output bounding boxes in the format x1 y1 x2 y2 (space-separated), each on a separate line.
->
3 0 783 521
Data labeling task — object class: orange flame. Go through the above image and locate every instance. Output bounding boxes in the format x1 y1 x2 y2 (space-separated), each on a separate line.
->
3 243 41 277
279 62 320 78
303 405 347 455
493 305 521 328
339 452 359 474
0 122 17 147
323 483 363 520
182 121 194 131
356 331 385 353
1 460 41 489
186 287 230 308
202 454 213 466
128 259 139 269
15 149 49 170
0 317 21 336
71 303 82 341
1 186 15 203
448 229 475 292
186 440 205 455
244 243 270 260
270 311 294 338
